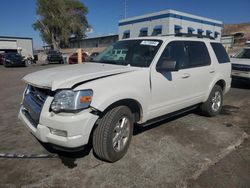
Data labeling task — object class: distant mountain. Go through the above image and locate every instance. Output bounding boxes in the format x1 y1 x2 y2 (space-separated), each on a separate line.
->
223 23 250 46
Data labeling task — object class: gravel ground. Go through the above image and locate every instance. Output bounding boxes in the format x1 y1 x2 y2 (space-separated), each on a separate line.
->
0 64 249 188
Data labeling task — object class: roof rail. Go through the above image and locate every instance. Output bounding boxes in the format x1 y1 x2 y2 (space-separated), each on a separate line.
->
162 33 215 40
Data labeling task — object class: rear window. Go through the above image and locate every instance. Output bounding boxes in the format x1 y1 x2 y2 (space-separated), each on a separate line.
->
186 41 211 67
210 43 230 63
6 53 22 59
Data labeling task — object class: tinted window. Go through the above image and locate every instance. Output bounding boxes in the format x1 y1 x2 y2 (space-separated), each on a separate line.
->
157 41 189 69
235 49 250 59
48 50 59 54
211 43 230 63
6 53 22 59
186 41 211 67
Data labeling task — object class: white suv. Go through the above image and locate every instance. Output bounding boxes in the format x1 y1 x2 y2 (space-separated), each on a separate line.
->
19 36 231 162
231 47 250 81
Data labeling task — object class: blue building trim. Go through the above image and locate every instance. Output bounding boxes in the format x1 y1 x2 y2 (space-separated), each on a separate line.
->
123 30 130 34
119 13 222 28
154 25 162 30
198 29 204 33
140 27 148 31
175 25 182 30
188 27 195 34
188 27 195 31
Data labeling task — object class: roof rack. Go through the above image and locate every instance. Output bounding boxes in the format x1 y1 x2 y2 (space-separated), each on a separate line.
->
162 33 215 40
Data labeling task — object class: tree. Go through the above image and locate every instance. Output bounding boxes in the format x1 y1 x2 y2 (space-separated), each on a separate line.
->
33 0 90 49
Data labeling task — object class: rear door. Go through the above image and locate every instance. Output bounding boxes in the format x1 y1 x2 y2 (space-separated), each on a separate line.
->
183 41 214 102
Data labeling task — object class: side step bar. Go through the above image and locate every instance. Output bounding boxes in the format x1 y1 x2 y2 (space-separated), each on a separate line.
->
139 105 199 127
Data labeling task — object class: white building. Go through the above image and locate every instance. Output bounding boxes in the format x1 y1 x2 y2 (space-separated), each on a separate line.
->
0 36 33 58
119 9 223 40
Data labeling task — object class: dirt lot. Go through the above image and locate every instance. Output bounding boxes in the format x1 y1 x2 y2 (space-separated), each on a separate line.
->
0 64 249 188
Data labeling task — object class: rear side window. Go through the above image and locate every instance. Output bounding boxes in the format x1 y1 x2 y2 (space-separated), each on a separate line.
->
210 43 230 63
186 41 211 67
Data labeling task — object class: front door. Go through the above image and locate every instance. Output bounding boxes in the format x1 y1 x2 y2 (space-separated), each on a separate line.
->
148 41 194 119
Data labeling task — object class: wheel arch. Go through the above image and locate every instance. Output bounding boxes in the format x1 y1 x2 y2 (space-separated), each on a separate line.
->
215 79 226 92
87 98 143 147
97 98 143 123
205 78 226 102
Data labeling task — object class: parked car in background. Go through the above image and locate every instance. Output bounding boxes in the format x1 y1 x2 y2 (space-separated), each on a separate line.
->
102 49 128 61
87 52 100 61
231 47 250 81
0 53 4 65
47 50 63 64
3 53 26 67
68 51 88 64
19 35 231 162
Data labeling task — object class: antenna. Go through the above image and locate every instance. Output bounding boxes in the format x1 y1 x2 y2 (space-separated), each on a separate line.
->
124 0 127 19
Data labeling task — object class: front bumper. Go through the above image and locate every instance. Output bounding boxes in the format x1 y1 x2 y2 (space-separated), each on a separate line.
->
18 97 99 149
5 61 25 66
232 70 250 80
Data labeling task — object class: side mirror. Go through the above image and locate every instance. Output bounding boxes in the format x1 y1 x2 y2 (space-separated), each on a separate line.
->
156 60 178 72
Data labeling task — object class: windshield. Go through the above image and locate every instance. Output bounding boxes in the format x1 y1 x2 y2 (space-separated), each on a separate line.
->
92 39 162 67
48 50 60 54
235 49 250 59
6 53 22 59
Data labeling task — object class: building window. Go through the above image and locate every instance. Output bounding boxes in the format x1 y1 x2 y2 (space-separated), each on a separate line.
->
152 25 162 36
197 29 204 36
139 27 148 37
188 27 195 34
214 31 220 39
123 30 130 39
206 30 212 37
175 25 182 34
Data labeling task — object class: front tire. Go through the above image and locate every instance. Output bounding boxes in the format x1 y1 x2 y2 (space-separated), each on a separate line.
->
93 106 134 162
200 85 223 117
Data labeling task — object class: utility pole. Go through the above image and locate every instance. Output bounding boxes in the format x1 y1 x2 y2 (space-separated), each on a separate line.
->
124 0 127 19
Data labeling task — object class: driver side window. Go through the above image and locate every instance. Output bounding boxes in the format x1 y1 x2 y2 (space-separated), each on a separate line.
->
157 41 189 69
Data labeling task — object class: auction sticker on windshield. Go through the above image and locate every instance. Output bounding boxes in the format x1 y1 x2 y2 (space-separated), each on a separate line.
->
140 41 159 46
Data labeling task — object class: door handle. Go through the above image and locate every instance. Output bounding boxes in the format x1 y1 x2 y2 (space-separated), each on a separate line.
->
182 73 191 78
209 70 215 73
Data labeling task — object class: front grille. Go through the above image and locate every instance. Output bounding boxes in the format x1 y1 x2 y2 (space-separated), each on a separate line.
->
22 109 37 128
232 64 250 72
22 85 52 126
29 86 50 107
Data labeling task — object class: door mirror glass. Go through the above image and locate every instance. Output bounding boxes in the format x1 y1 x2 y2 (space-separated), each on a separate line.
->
156 60 178 72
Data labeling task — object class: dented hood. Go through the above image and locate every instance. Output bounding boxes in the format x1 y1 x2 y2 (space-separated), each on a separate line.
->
22 63 139 91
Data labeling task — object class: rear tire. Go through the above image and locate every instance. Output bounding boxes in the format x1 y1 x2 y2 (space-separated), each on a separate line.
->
200 85 223 117
93 106 133 162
